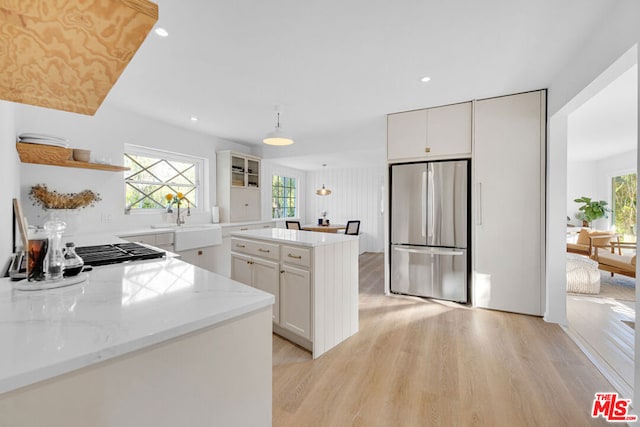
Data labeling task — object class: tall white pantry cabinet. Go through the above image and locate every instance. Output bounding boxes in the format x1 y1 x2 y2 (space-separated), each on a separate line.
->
386 90 546 316
473 91 546 316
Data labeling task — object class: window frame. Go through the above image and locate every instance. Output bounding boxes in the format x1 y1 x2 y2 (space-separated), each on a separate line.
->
124 144 206 214
271 174 299 219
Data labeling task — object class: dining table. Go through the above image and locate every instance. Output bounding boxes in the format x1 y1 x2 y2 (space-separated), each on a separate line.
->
302 224 347 233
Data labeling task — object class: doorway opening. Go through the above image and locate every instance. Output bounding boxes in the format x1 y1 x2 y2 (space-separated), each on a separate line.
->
559 47 637 399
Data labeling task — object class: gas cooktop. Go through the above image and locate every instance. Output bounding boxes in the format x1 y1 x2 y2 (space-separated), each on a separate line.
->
75 242 165 266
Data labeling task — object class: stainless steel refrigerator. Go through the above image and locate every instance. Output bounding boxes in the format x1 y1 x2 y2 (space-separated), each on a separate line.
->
390 160 469 302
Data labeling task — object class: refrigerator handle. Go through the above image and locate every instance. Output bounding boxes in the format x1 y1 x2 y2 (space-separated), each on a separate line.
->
476 182 482 225
421 171 427 237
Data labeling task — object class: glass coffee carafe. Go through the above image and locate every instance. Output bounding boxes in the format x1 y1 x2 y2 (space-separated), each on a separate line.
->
63 242 84 277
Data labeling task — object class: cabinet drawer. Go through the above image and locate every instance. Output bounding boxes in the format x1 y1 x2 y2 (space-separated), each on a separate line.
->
248 240 280 261
281 245 311 267
231 238 253 255
121 234 156 245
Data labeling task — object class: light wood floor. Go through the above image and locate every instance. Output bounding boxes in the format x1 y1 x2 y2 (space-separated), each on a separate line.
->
567 295 635 399
273 253 613 426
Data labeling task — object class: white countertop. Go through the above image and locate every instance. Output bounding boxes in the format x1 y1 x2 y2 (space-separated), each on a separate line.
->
0 257 274 394
231 228 358 247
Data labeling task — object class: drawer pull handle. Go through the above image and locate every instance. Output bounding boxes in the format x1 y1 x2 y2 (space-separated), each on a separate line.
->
263 225 270 228
197 250 203 256
288 254 302 259
258 248 270 253
240 228 249 231
280 270 285 274
236 244 246 248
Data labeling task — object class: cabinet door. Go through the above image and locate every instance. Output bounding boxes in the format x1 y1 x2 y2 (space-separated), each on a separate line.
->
252 258 280 323
230 253 253 286
230 189 260 222
473 91 545 315
426 102 471 157
280 265 311 340
178 249 199 266
387 109 427 161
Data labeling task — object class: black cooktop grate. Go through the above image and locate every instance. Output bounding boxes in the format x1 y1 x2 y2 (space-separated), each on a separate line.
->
75 242 165 266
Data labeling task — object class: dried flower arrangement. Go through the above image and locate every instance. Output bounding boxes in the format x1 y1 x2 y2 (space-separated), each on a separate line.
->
29 184 102 209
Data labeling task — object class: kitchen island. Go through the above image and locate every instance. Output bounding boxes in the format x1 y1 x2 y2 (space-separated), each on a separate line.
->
0 256 274 427
230 228 359 358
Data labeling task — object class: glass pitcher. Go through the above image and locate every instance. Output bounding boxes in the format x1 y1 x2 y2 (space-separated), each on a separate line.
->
43 220 66 281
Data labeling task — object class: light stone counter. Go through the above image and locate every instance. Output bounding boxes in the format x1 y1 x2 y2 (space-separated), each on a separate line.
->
231 227 358 247
0 256 274 426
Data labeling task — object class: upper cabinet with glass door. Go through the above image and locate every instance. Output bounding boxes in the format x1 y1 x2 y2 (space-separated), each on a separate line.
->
230 153 260 188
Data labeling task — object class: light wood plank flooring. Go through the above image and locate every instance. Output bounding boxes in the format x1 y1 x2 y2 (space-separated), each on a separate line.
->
273 253 614 426
567 295 635 399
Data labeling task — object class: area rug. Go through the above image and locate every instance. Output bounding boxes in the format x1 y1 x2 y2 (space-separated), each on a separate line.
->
599 271 635 302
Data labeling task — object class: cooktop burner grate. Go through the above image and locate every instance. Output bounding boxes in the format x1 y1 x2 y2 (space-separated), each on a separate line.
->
75 242 165 266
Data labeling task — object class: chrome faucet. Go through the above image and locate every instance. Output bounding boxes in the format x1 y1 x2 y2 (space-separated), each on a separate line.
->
176 203 185 226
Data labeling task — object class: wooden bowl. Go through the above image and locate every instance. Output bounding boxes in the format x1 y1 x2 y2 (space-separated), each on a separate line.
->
16 142 72 164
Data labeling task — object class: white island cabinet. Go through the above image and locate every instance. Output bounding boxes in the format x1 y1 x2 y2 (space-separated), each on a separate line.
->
0 257 274 427
231 228 359 359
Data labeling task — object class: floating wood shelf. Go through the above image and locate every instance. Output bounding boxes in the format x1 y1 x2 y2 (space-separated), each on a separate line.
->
16 142 130 172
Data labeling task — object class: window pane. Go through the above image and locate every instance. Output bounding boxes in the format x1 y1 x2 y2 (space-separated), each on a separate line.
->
612 173 637 242
272 175 297 219
124 148 202 211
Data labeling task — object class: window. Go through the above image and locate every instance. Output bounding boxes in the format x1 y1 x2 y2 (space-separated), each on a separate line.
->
612 172 636 242
124 145 204 212
272 175 297 219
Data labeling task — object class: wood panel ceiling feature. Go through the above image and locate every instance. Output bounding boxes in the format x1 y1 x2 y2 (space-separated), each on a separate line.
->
0 0 158 115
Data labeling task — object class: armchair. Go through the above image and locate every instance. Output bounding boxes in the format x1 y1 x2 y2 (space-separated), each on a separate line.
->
593 241 636 278
566 228 617 258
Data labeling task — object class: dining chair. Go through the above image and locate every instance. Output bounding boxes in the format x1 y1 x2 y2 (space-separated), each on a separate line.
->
285 221 302 230
345 220 360 235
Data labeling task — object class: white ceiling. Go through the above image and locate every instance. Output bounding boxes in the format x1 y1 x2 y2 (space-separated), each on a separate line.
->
567 64 638 162
104 0 620 170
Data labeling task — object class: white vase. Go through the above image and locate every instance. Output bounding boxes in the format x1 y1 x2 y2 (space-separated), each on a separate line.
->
45 209 80 236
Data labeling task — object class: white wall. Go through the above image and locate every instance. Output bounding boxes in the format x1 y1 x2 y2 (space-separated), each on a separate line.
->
0 101 20 268
15 104 251 234
566 160 598 225
305 166 385 253
546 0 640 404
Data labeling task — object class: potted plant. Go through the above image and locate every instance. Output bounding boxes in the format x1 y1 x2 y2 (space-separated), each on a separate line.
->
574 196 611 228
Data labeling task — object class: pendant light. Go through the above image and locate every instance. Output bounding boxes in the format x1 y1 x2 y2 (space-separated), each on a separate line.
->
263 112 294 146
316 184 332 196
316 164 332 195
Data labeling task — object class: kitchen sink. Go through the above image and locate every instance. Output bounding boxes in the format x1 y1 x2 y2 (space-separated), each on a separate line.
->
151 224 222 251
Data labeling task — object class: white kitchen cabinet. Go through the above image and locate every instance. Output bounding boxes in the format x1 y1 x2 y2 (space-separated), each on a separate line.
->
229 188 260 223
177 246 215 271
231 252 280 323
426 102 472 158
229 230 359 359
387 102 471 161
473 90 546 316
211 221 275 277
279 264 311 340
217 151 261 222
387 109 427 161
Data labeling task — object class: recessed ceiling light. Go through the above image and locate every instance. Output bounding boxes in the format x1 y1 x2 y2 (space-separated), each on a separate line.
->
420 76 431 83
190 116 198 122
155 27 169 37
